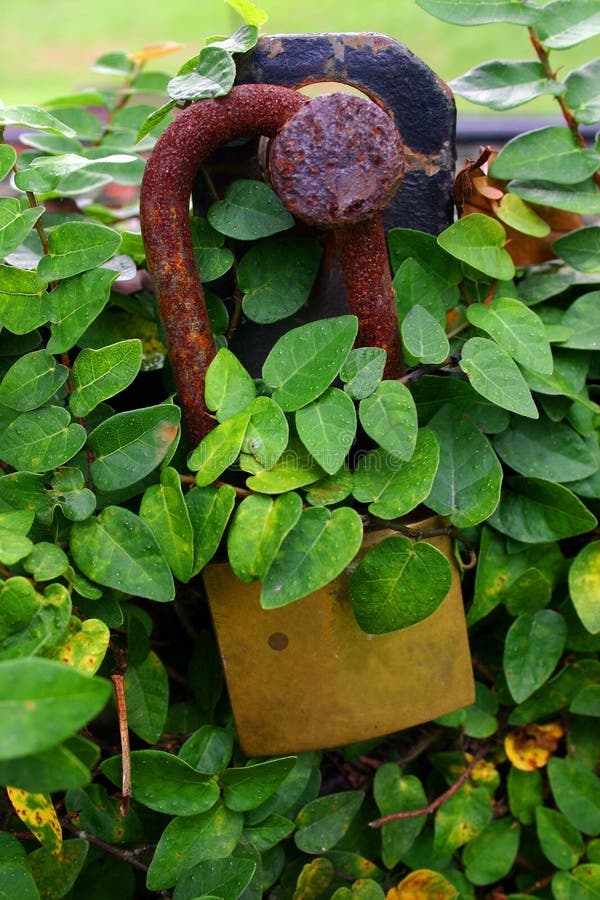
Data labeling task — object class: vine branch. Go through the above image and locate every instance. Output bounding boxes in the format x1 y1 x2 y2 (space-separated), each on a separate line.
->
369 744 489 828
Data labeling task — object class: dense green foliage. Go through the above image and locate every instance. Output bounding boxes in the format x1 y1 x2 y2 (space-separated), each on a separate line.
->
0 0 598 897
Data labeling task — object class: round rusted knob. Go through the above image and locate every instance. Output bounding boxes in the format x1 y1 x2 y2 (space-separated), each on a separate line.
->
268 92 404 228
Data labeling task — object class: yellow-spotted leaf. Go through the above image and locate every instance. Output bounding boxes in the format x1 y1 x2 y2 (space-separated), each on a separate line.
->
568 542 600 634
45 616 109 674
505 720 564 771
7 788 62 853
386 869 458 900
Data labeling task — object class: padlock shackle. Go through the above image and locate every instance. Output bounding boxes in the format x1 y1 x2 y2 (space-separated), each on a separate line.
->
141 82 404 445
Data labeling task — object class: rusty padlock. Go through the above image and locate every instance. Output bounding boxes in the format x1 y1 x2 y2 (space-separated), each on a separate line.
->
140 49 473 756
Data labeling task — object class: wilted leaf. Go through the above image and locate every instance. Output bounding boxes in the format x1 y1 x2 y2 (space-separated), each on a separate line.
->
505 721 564 771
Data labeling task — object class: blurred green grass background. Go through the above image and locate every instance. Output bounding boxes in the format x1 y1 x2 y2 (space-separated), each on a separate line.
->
1 0 597 114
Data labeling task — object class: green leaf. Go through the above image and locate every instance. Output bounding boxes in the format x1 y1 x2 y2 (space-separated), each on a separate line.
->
426 405 503 527
553 227 600 273
0 265 48 335
260 507 363 609
0 406 86 473
102 750 219 815
490 127 600 184
565 59 600 124
401 305 449 364
227 492 302 582
388 228 462 289
414 0 540 26
186 484 236 576
0 528 33 568
503 610 567 702
359 381 417 461
89 405 180 491
242 396 289 469
140 467 194 583
536 0 600 49
0 105 77 136
168 46 236 101
92 50 134 76
0 351 68 412
509 178 600 215
124 650 169 744
499 192 552 238
548 758 600 835
571 683 600 716
460 337 538 417
508 767 544 825
238 236 321 324
23 543 69 581
208 180 294 241
37 222 121 281
66 783 142 844
374 765 427 867
340 347 386 400
489 476 597 542
0 144 16 180
561 292 600 349
296 388 356 475
0 576 38 641
450 60 562 110
0 657 110 759
467 297 553 374
509 658 600 725
434 783 493 855
205 348 256 423
179 725 234 775
352 429 439 520
262 316 358 411
349 536 452 634
225 0 268 26
0 743 90 792
146 801 244 891
188 409 250 486
536 807 584 869
552 865 600 900
295 792 364 854
569 542 600 634
244 439 324 493
438 215 515 280
462 818 521 885
209 23 260 53
136 100 177 143
221 758 297 812
46 268 116 354
190 216 234 284
70 506 175 602
69 339 142 417
0 199 44 259
494 416 599 483
172 857 256 900
28 839 88 899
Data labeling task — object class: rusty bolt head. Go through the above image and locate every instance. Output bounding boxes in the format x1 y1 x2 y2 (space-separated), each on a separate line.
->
268 92 404 229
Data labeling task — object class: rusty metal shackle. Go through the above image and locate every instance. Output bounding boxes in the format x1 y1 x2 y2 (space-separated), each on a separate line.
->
140 83 405 444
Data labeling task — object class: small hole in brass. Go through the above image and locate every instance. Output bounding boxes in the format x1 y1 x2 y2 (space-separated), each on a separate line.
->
268 632 289 651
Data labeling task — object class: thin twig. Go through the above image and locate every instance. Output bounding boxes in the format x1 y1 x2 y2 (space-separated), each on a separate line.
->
369 744 489 828
111 674 132 816
63 820 150 872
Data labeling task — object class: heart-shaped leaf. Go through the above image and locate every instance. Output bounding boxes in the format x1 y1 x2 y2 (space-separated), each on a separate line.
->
437 214 515 281
350 535 452 634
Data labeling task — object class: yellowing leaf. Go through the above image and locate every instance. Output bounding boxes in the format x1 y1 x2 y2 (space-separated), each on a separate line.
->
505 721 564 771
386 869 458 900
7 787 62 853
471 757 500 784
46 616 110 674
129 42 184 63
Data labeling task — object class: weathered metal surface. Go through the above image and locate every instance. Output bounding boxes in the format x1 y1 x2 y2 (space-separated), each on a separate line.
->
335 217 404 377
237 32 456 234
269 92 404 228
140 83 307 443
204 517 474 757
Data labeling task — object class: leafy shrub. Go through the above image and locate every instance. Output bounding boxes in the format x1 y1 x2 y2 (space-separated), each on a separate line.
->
0 0 598 897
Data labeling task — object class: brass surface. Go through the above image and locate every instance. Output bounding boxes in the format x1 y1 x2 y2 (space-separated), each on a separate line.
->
203 517 474 757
